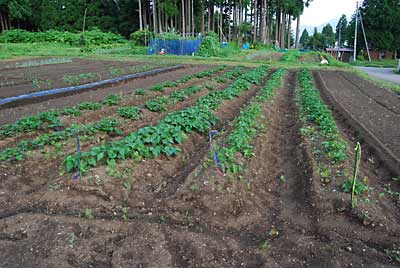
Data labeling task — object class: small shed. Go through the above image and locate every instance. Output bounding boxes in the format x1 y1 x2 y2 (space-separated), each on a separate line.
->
325 48 354 62
369 50 393 60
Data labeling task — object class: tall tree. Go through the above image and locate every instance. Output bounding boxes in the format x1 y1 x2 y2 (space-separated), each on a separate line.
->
152 0 157 33
138 0 143 30
299 28 310 48
321 23 335 47
253 0 257 42
358 0 400 55
335 14 347 47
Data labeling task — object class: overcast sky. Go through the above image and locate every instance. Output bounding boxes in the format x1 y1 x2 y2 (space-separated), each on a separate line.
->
301 0 359 26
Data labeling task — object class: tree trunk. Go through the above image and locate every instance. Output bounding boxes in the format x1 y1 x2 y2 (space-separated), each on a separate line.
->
280 11 286 48
191 0 194 36
182 0 186 35
165 10 167 32
201 0 205 34
275 8 280 46
228 1 231 41
186 0 190 36
260 0 266 43
253 0 258 42
158 4 162 33
295 13 300 48
0 12 5 32
152 0 157 33
268 10 273 44
211 3 215 32
138 0 143 30
263 0 269 44
233 5 237 39
287 15 291 48
143 2 148 30
207 2 211 32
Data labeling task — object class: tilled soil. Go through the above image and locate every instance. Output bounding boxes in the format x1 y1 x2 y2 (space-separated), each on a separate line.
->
314 70 400 175
0 65 210 125
0 58 156 98
299 54 320 63
0 69 272 268
0 70 399 267
253 52 285 62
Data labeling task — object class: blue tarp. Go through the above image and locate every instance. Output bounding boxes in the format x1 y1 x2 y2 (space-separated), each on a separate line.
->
147 38 202 55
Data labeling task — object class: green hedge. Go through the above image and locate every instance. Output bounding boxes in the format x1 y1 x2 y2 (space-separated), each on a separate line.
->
130 30 154 46
197 35 220 57
0 28 126 46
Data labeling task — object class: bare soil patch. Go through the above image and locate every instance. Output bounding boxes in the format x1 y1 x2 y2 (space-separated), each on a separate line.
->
0 58 160 98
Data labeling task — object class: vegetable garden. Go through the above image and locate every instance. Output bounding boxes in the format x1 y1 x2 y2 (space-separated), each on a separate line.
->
0 57 399 267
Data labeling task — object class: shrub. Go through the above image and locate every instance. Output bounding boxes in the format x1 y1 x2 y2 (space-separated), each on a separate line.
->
204 31 218 39
130 30 154 46
197 35 220 57
155 32 182 40
0 28 126 46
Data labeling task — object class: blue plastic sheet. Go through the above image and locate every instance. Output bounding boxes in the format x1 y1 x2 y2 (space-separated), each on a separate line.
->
147 38 202 55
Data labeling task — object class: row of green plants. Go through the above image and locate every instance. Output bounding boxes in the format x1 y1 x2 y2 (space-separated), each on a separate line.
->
53 62 173 87
213 66 245 83
0 94 121 138
1 65 228 140
217 68 286 174
281 50 301 62
0 66 225 138
196 66 268 110
150 65 227 92
15 58 73 68
0 66 235 160
64 66 269 173
296 69 347 164
146 66 245 112
146 86 201 112
63 72 97 85
0 118 121 161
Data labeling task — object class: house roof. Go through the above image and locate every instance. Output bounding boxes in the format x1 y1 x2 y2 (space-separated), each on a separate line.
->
326 48 354 52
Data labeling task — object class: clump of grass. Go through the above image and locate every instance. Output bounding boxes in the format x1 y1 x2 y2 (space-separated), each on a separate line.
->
134 88 146 95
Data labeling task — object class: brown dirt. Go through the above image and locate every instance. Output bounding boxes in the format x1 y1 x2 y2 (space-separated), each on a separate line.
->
314 70 400 175
0 70 399 267
0 66 230 149
0 65 210 125
0 58 159 98
299 54 320 63
0 69 271 267
0 67 237 200
253 52 284 62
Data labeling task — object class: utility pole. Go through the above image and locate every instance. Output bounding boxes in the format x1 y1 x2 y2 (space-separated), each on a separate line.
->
353 1 358 62
359 9 371 61
337 26 341 60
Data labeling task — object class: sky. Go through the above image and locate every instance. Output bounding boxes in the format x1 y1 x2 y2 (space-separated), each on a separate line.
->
301 0 359 27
